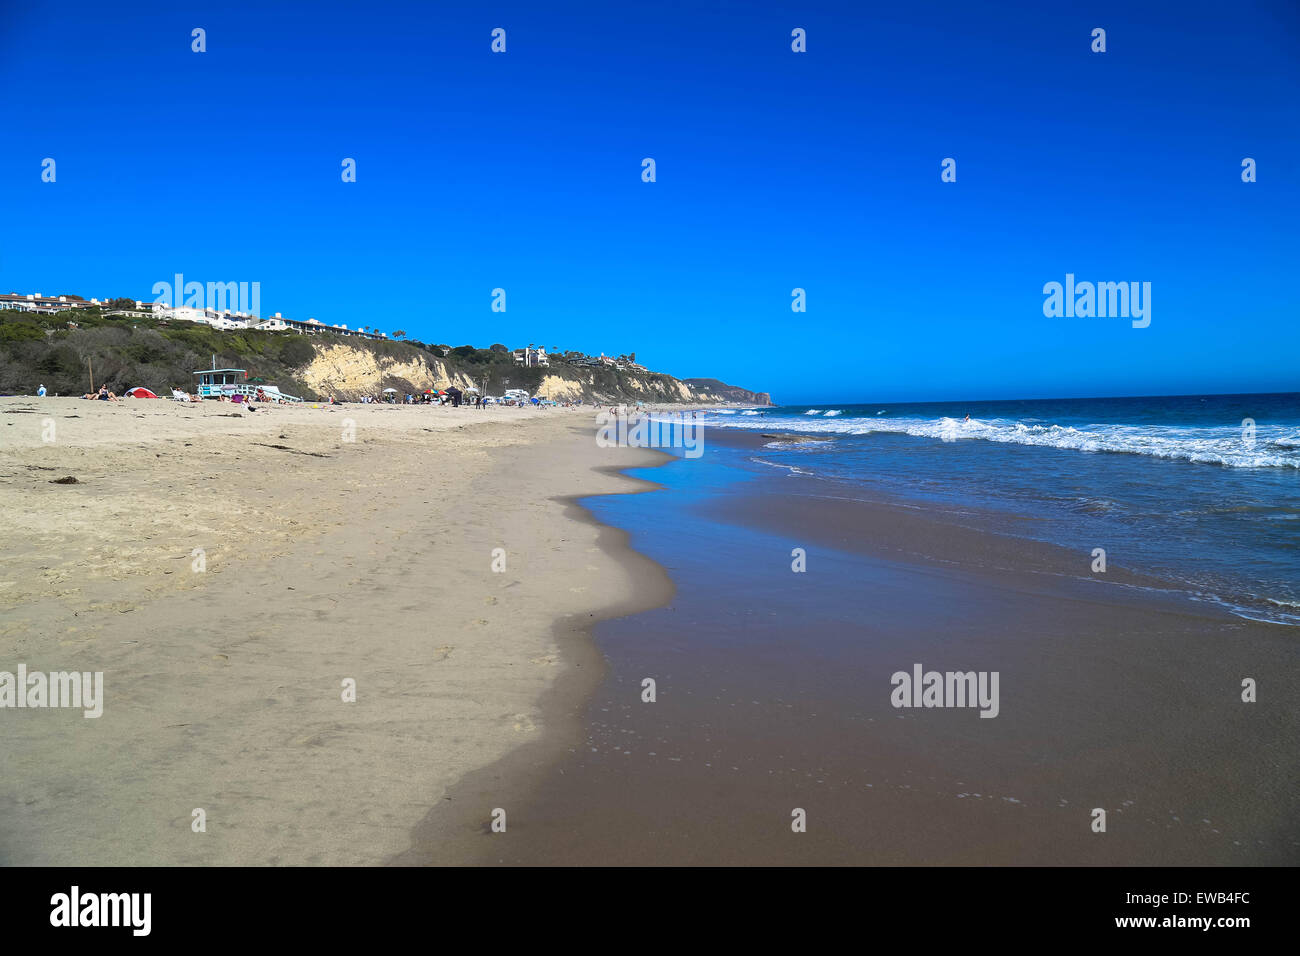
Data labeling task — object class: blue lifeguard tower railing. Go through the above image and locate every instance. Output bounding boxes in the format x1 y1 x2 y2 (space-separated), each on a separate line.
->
193 363 301 402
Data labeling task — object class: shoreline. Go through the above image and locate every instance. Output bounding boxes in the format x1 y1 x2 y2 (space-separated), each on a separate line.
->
429 426 1298 865
389 458 677 864
6 398 1294 866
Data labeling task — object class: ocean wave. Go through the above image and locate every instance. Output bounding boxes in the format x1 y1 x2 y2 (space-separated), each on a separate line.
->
741 410 761 415
702 413 1300 468
750 457 815 476
804 409 822 415
762 438 834 449
823 409 843 417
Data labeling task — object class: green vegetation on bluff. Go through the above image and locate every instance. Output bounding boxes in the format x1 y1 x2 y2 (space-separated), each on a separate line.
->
0 307 763 403
1 308 323 398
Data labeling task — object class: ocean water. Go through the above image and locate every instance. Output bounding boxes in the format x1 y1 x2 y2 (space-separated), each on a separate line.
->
690 393 1300 626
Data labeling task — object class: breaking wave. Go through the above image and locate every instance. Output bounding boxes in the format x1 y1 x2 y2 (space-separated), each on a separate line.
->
702 413 1300 469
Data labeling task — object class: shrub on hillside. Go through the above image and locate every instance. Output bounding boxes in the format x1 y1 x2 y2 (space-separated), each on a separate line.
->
277 336 316 367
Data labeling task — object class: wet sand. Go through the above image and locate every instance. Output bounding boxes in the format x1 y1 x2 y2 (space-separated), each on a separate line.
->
419 432 1298 866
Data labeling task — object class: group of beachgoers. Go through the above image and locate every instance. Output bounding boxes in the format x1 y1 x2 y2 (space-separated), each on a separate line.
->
36 383 284 408
36 384 569 410
358 392 485 408
73 385 122 402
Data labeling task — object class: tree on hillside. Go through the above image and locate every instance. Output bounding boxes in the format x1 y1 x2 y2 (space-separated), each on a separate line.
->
107 298 136 310
489 343 508 353
393 330 406 339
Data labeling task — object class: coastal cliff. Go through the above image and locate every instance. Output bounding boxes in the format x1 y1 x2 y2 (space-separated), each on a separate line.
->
681 378 773 406
0 307 772 405
296 343 771 404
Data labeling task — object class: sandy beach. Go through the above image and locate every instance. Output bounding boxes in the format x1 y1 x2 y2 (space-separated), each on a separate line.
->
0 396 669 865
3 398 1295 868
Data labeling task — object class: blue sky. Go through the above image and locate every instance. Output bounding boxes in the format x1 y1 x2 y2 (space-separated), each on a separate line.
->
2 0 1297 404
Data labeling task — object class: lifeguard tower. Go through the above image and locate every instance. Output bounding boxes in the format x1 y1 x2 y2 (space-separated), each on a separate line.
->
193 364 302 402
193 367 249 399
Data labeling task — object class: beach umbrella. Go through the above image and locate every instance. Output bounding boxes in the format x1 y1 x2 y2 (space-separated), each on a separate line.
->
124 387 158 398
382 387 398 393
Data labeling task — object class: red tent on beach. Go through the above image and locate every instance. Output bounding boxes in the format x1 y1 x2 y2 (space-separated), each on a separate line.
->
124 387 158 398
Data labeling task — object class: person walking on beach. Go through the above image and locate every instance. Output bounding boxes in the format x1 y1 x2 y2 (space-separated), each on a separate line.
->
36 384 46 397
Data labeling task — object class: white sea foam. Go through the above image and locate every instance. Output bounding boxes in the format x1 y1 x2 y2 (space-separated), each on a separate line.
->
703 413 1300 468
823 409 843 417
751 457 815 475
762 438 833 449
804 409 822 415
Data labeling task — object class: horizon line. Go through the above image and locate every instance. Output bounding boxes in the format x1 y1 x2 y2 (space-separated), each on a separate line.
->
774 389 1299 408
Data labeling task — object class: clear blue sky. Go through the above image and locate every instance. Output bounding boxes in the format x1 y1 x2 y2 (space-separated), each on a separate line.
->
2 0 1297 404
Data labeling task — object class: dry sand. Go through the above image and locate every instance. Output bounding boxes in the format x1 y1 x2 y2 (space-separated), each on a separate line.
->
0 396 669 865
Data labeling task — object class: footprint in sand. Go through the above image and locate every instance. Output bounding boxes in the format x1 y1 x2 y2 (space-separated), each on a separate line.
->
432 645 453 662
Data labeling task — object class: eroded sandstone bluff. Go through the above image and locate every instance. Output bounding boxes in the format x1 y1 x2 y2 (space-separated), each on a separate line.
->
299 344 773 404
